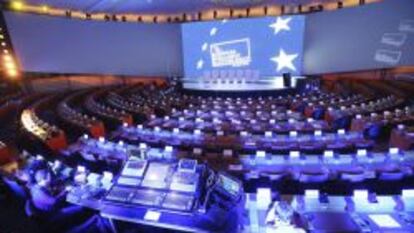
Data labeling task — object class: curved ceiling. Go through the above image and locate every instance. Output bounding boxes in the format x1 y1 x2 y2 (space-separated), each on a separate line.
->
5 0 336 14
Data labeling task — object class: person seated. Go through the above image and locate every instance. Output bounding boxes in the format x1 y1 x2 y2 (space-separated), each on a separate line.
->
27 160 110 233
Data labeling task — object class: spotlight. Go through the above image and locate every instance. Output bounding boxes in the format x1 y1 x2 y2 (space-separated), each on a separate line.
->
7 69 18 77
11 1 24 11
3 54 12 62
41 5 49 13
5 61 16 69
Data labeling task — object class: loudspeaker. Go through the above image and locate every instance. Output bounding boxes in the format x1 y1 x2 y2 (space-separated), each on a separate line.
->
282 73 291 88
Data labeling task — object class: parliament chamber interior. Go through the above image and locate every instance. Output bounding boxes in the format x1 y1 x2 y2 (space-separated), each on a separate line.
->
0 0 414 232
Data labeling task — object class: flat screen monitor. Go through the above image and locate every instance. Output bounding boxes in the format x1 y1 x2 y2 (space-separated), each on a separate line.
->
215 173 241 199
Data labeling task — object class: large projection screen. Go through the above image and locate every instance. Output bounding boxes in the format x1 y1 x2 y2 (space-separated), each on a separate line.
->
181 16 305 91
4 12 183 76
304 0 414 74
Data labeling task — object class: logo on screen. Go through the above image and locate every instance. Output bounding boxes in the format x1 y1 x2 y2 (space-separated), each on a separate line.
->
399 20 414 33
210 38 251 68
374 49 401 65
381 33 407 47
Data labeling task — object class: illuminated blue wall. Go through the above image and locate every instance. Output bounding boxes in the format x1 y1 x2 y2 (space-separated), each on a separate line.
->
4 12 183 77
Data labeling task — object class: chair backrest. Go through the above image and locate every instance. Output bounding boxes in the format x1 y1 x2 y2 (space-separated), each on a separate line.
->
80 152 96 162
379 171 404 181
299 172 329 183
341 172 366 183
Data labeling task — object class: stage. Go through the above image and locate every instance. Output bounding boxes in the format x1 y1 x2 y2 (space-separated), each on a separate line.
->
180 77 308 97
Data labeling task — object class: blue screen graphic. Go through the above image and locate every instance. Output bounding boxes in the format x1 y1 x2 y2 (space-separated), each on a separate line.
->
181 16 305 79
